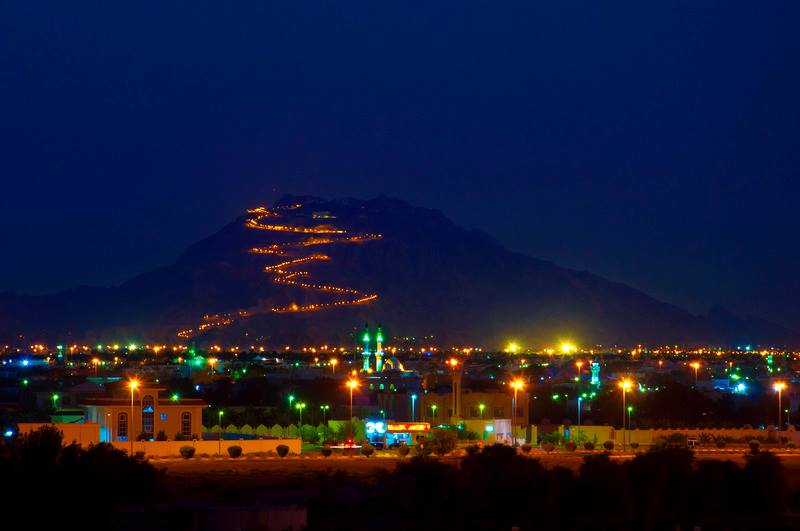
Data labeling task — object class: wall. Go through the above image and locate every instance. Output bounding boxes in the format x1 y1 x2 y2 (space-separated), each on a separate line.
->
17 422 100 446
559 425 800 446
110 438 302 456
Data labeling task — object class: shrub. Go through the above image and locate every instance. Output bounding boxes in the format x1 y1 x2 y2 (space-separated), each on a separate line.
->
430 428 458 456
155 431 168 441
239 424 254 436
603 440 614 451
227 445 242 458
716 440 726 449
630 442 639 450
361 444 375 458
749 440 760 453
276 444 290 458
521 444 532 454
565 441 577 452
136 432 150 441
583 441 595 450
542 442 555 452
134 451 146 460
321 447 332 457
174 432 187 441
179 446 195 459
788 442 797 449
397 445 411 457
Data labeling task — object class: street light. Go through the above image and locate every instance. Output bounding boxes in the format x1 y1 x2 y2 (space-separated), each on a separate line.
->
128 379 139 455
773 382 787 429
330 358 338 374
690 362 700 384
288 394 295 410
618 379 633 452
295 402 306 425
627 405 633 430
320 404 330 423
479 403 485 419
218 410 224 455
51 393 60 410
410 394 418 421
510 379 525 446
380 409 385 421
347 378 359 442
575 360 584 381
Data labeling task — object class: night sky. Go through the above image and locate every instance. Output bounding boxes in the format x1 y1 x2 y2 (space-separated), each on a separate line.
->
1 2 798 329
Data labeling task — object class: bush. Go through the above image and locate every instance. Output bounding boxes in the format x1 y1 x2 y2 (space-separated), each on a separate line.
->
136 432 150 442
321 447 332 457
630 442 639 450
227 445 242 458
360 444 375 458
179 446 195 459
397 445 411 457
134 451 146 460
583 441 595 450
542 442 555 452
603 440 614 451
174 432 187 441
276 444 290 458
430 429 458 456
565 441 577 452
749 440 760 453
788 442 796 449
155 431 168 441
716 440 726 449
521 443 533 454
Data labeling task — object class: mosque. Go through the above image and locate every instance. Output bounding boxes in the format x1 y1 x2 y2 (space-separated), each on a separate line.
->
359 323 405 372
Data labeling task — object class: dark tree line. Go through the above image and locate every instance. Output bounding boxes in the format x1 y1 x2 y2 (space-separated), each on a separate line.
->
309 445 794 530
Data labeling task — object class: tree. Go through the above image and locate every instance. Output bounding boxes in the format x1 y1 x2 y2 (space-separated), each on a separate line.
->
270 424 284 438
255 424 269 437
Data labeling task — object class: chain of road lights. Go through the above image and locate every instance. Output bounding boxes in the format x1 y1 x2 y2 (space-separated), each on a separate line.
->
177 206 381 338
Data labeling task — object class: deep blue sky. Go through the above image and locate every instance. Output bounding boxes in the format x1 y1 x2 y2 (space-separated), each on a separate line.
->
1 2 798 329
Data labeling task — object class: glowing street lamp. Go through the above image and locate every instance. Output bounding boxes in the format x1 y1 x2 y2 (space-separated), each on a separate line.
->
128 379 139 455
295 402 307 425
347 378 359 441
330 358 338 374
627 405 633 430
510 379 525 446
560 342 577 354
505 342 519 354
92 357 100 377
431 404 438 424
575 360 584 381
320 404 330 423
618 379 633 452
410 393 418 421
690 362 701 384
288 394 295 409
773 382 787 429
479 403 485 419
218 410 224 455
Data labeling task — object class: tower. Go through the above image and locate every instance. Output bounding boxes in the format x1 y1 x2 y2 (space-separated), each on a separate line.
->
361 323 371 372
590 360 601 387
375 325 384 372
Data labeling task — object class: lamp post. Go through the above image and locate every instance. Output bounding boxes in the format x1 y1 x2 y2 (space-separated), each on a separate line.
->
618 379 633 452
288 394 295 415
627 405 633 430
320 404 330 423
774 382 787 429
431 404 438 425
690 362 700 384
479 403 485 419
106 412 111 443
218 410 224 455
330 358 338 374
347 378 359 442
575 361 584 381
51 393 60 410
128 379 138 455
296 402 306 426
410 394 417 421
577 395 583 443
510 379 525 447
380 409 385 422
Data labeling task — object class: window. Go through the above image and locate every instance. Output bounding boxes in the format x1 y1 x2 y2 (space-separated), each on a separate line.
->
515 406 524 418
118 412 128 439
181 412 192 438
493 407 504 418
142 395 154 436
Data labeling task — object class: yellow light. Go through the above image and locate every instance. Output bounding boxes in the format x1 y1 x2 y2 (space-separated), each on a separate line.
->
618 379 633 391
560 342 577 354
690 362 700 370
575 360 584 369
774 382 787 392
505 342 519 354
347 378 359 390
129 379 139 390
510 378 525 390
448 357 459 367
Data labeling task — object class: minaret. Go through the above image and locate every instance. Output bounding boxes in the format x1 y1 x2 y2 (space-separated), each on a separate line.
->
375 325 384 372
590 360 601 387
361 323 371 372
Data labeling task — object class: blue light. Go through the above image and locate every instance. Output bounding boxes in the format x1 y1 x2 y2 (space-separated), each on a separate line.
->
3 430 13 437
21 359 29 367
195 384 200 391
366 421 386 435
484 425 494 432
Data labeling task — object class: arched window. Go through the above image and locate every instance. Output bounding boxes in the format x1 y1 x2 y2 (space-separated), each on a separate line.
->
142 395 155 436
181 412 192 438
118 412 128 439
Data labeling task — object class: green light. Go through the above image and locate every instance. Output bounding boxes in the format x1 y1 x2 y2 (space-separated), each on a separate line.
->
627 406 633 412
128 343 137 351
96 344 103 350
57 345 63 350
22 379 28 386
551 394 559 400
362 333 370 342
376 334 383 342
171 393 179 402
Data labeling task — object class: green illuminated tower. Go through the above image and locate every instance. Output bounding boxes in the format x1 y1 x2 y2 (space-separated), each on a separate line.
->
361 323 371 372
375 324 384 372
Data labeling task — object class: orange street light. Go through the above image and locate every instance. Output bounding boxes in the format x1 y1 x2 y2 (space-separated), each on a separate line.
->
330 358 338 374
618 379 633 451
575 360 584 380
690 362 701 384
510 379 525 446
774 382 788 429
347 378 360 441
128 379 139 455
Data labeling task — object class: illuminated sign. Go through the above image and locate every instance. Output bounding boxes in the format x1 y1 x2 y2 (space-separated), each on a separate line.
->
386 422 430 433
366 421 386 435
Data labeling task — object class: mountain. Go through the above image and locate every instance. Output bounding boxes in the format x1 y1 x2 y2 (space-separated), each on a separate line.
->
0 195 796 347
